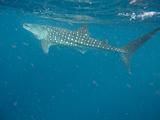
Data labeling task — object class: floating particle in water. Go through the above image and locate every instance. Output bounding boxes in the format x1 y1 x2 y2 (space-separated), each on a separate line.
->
50 95 55 101
17 56 22 60
30 63 34 68
124 112 129 116
126 83 132 88
22 42 29 47
148 82 154 87
60 89 65 93
37 98 41 103
13 101 18 107
96 108 100 113
15 28 18 31
155 90 160 96
71 89 77 93
51 95 55 99
4 80 8 87
74 64 80 69
92 80 99 87
11 44 17 48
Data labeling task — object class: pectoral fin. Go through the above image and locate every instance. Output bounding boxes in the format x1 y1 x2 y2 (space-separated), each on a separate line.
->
77 48 87 54
41 40 51 54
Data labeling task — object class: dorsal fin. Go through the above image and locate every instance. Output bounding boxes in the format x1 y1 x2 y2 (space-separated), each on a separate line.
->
77 25 89 35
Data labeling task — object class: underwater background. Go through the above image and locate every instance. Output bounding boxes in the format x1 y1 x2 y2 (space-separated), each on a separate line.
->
0 0 160 120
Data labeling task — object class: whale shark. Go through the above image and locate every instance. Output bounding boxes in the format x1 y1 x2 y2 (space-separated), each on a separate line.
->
23 23 160 72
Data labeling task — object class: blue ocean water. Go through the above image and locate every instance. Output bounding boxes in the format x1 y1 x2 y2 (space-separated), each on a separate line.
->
0 0 160 120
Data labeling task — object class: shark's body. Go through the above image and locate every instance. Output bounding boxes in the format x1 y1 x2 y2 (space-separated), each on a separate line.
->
23 24 123 54
23 23 160 73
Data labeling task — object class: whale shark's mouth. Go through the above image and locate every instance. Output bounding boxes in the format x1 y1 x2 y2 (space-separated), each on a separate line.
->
23 23 32 31
22 23 39 35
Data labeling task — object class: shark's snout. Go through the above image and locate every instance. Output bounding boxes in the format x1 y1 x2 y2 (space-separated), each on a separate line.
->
23 23 32 31
22 23 48 40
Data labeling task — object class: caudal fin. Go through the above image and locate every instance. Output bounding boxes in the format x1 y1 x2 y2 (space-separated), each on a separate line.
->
120 27 160 74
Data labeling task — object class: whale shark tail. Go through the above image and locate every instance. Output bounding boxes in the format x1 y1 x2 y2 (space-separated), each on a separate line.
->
120 27 160 74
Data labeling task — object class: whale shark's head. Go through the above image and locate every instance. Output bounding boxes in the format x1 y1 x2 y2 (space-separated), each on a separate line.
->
23 23 48 40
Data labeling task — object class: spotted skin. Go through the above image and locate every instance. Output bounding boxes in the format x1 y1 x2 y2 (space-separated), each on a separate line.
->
23 23 160 73
40 25 123 53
